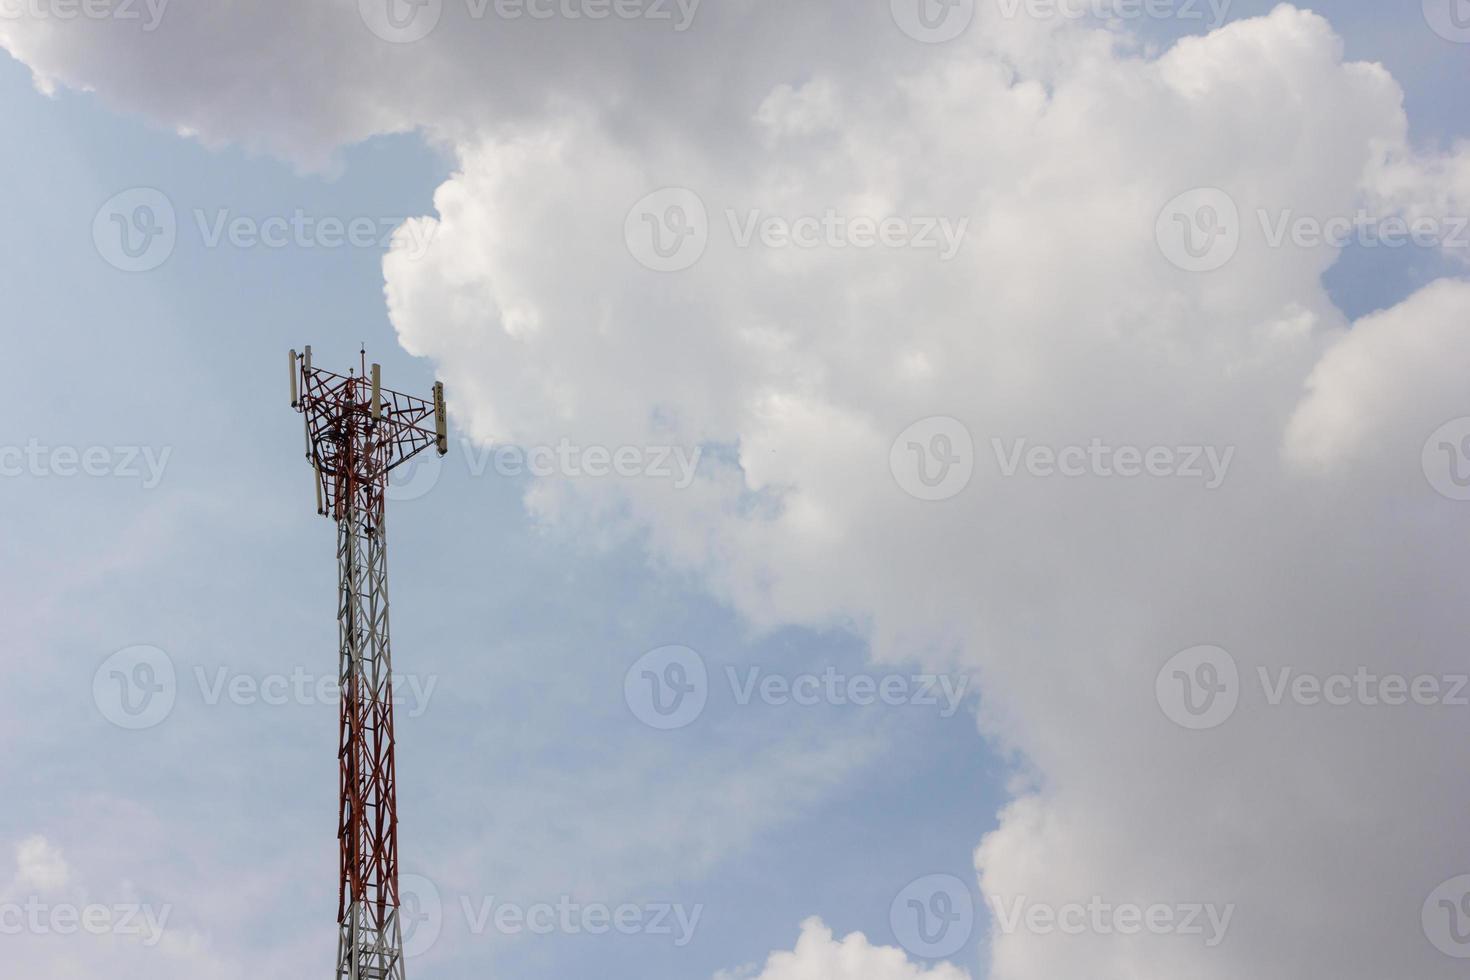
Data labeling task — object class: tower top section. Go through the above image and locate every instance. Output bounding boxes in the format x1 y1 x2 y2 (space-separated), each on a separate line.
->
290 346 448 525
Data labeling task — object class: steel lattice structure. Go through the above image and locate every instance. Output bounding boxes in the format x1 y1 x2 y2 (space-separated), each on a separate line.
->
290 346 447 980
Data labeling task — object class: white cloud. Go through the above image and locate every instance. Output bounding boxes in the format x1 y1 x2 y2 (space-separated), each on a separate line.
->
380 11 1470 978
717 918 970 980
1285 278 1470 474
1 832 232 980
12 835 69 893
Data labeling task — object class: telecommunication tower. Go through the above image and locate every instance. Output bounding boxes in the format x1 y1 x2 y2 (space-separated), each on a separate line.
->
289 346 448 980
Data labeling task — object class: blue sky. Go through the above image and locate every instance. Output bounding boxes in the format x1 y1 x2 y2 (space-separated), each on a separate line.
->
4 3 1470 979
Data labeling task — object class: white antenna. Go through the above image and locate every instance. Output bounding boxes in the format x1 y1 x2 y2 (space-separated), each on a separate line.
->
433 382 448 456
370 363 382 422
290 349 300 408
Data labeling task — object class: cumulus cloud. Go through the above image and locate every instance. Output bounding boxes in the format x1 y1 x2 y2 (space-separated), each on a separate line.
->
9 3 1470 978
718 918 971 980
0 0 986 169
1 833 232 980
1285 278 1470 473
12 835 69 893
382 11 1470 978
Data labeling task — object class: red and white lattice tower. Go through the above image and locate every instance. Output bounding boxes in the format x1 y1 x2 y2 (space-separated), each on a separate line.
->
290 346 447 980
